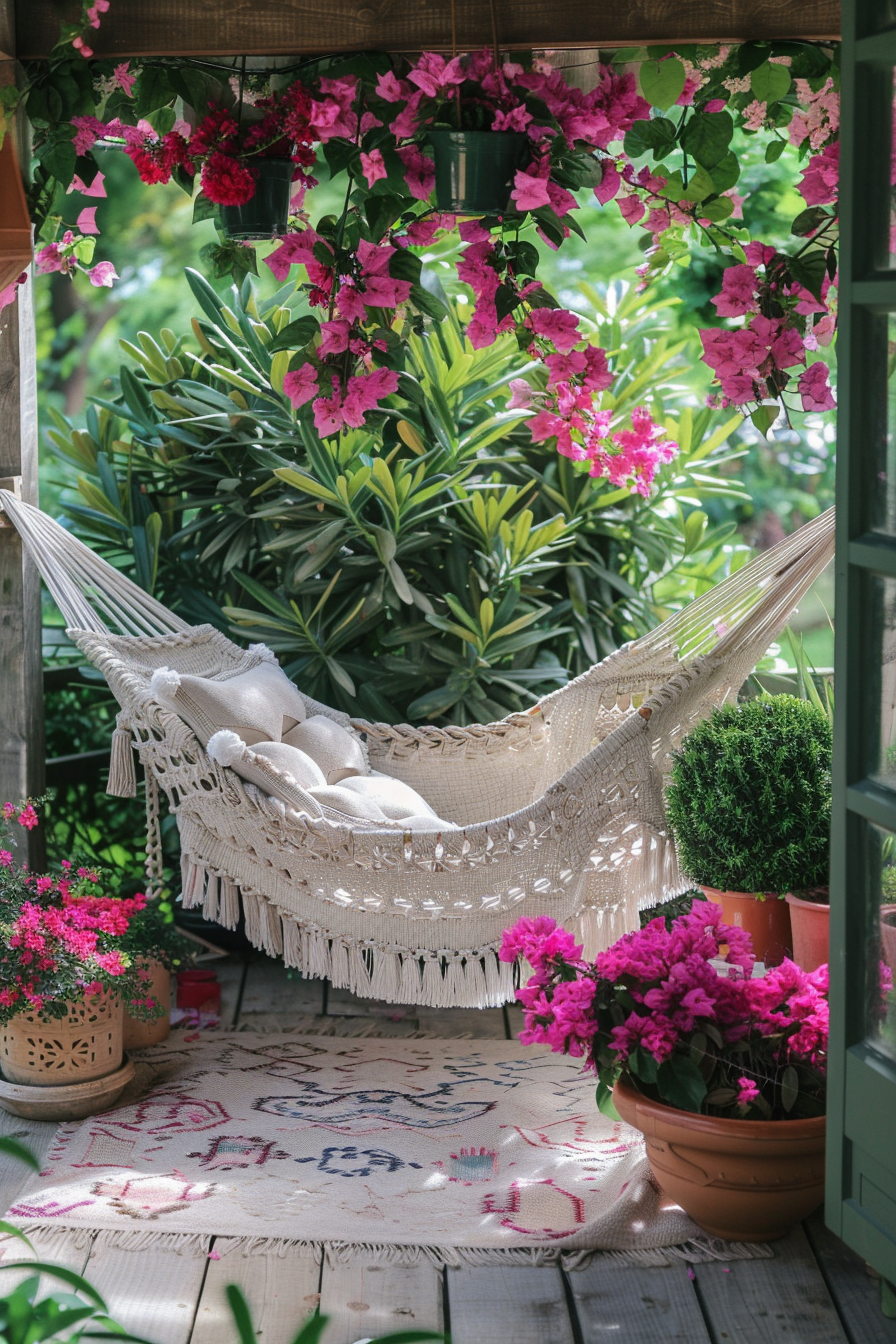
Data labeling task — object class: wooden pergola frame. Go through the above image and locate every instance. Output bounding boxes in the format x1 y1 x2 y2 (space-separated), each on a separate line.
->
0 0 841 842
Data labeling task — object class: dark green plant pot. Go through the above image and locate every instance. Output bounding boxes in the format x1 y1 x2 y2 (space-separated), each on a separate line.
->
427 130 529 213
219 158 293 240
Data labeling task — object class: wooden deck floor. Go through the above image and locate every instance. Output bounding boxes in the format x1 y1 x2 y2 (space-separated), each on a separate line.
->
2 954 896 1344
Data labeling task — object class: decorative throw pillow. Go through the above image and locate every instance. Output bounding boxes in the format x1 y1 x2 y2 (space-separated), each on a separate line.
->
251 741 327 790
282 715 367 784
150 663 308 747
207 731 325 814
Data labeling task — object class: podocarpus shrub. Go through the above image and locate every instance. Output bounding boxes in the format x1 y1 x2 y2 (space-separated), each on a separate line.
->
665 694 833 895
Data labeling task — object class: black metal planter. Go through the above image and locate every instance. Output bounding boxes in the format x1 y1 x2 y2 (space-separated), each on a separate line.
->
427 130 529 213
219 158 294 240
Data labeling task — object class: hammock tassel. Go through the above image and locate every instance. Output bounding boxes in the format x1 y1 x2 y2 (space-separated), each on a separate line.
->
399 951 422 1002
369 946 400 1002
108 714 137 797
203 873 220 924
219 878 240 930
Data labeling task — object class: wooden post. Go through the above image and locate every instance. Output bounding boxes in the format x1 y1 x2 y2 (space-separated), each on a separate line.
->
0 280 44 863
0 0 43 862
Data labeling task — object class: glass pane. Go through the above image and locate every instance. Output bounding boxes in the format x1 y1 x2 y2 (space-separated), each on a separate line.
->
870 575 896 783
865 823 896 1060
869 316 896 535
890 71 896 262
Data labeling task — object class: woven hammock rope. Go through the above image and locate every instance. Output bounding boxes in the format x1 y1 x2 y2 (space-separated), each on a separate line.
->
0 491 834 1008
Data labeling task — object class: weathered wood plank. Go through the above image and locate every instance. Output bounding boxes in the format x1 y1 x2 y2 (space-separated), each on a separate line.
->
568 1259 711 1343
14 0 841 60
447 1265 576 1344
237 958 325 1022
319 1254 444 1344
415 1007 508 1039
86 1237 209 1344
190 1238 320 1343
0 1111 59 1215
804 1212 896 1343
692 1226 850 1344
0 274 44 869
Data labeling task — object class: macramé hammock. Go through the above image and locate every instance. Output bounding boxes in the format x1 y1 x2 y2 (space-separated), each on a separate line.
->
0 490 834 1008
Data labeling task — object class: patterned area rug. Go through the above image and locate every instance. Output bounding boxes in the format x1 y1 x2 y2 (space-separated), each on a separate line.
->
6 1032 770 1267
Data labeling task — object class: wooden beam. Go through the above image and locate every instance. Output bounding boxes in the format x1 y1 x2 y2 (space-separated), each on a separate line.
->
14 0 840 61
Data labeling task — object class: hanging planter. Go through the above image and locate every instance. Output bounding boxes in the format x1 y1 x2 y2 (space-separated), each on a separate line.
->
219 158 294 240
0 133 32 292
427 130 529 213
613 1073 826 1242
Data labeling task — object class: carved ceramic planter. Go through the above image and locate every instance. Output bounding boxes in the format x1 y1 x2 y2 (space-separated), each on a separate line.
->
614 1073 825 1242
0 991 123 1086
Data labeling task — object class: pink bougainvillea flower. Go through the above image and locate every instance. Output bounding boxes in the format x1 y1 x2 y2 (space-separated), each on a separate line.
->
359 149 388 189
76 206 99 235
318 319 352 358
511 169 552 212
506 378 536 411
798 362 836 411
67 170 106 198
593 160 621 205
525 307 582 353
798 141 839 207
71 115 106 155
72 34 93 57
617 195 646 226
283 365 318 409
17 805 38 831
395 144 434 201
406 52 465 98
114 62 136 96
88 261 118 288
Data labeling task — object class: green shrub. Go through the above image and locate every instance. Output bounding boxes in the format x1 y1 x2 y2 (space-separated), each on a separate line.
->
46 272 749 726
665 694 833 894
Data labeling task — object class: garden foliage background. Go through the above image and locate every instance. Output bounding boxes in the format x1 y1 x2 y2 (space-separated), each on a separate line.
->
32 53 836 884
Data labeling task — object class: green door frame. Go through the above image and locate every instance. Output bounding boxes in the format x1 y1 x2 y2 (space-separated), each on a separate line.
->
827 0 896 1280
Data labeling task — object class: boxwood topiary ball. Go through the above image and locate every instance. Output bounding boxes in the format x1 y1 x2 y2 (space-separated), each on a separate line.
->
665 694 832 895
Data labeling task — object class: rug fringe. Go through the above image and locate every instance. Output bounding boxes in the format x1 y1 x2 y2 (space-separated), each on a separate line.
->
0 1226 774 1268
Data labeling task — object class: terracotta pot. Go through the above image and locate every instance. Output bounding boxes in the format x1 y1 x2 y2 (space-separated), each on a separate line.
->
785 892 830 972
701 886 792 966
0 1055 135 1121
881 905 896 979
123 958 171 1049
0 991 123 1086
613 1073 825 1242
0 132 32 293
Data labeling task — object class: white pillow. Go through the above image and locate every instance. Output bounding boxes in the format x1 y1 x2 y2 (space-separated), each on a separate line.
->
252 741 326 790
308 784 388 823
339 773 440 821
282 715 367 784
151 662 307 747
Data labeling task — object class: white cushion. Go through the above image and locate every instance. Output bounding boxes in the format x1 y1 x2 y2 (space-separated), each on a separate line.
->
307 784 388 823
151 662 307 747
252 741 326 790
282 715 367 784
340 773 440 821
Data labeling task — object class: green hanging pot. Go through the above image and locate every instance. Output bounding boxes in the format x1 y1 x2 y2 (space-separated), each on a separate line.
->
427 130 529 213
219 158 294 240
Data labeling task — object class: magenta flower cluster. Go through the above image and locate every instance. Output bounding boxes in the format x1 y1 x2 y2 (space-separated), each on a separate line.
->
698 242 836 414
500 901 830 1120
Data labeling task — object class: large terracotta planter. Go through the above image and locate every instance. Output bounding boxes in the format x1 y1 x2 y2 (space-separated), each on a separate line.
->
123 958 171 1049
0 991 123 1086
614 1073 825 1242
785 892 830 972
701 886 792 967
